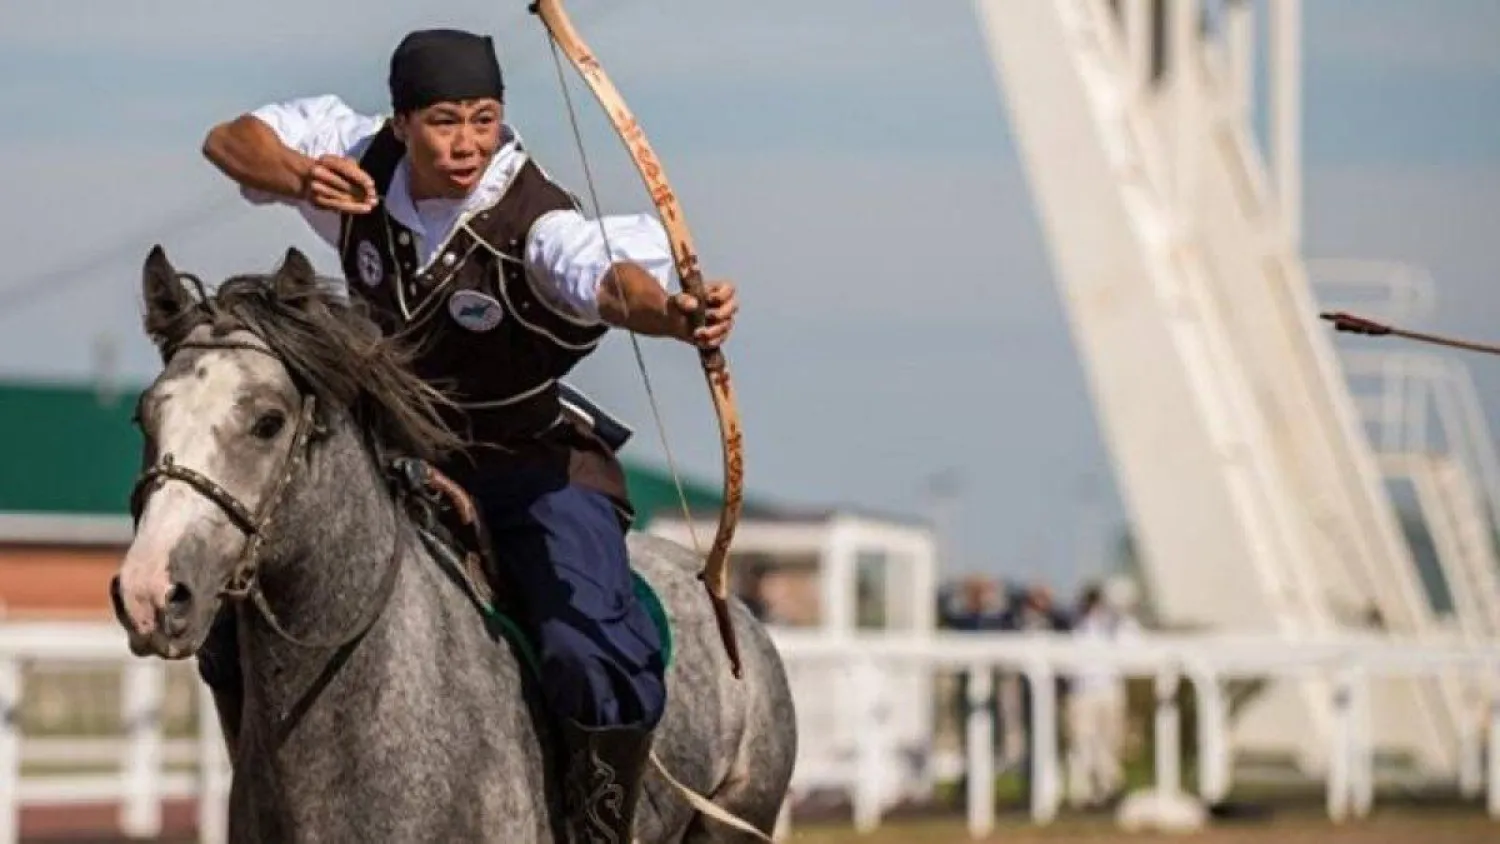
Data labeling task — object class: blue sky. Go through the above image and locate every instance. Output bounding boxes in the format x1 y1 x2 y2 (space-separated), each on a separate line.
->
1 0 1497 593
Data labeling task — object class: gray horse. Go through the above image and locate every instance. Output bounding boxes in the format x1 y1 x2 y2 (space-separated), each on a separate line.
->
110 245 796 842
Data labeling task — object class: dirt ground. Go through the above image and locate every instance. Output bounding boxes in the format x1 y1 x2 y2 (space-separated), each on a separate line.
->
14 799 1496 843
781 805 1498 844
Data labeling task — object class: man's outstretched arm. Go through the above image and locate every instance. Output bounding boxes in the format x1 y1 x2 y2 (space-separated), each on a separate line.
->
201 96 381 216
527 210 738 349
597 262 737 349
202 114 314 201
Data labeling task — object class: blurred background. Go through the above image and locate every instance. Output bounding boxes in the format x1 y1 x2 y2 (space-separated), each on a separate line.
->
0 0 1498 841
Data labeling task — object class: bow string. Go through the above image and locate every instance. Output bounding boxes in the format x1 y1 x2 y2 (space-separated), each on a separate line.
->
529 0 747 678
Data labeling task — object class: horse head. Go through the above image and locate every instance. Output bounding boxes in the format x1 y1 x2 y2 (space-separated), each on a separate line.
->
110 244 463 659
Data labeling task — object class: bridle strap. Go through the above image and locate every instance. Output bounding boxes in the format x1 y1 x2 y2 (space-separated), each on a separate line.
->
131 395 319 601
248 517 406 651
130 336 402 653
132 454 259 535
174 338 283 358
220 397 320 600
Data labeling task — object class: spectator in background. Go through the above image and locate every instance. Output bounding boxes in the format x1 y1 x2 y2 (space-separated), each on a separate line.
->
739 563 774 624
1003 583 1073 804
940 576 1008 632
1065 580 1140 809
938 576 1009 796
1012 584 1071 633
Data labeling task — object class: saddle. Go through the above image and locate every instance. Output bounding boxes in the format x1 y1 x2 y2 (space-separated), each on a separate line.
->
388 456 511 617
385 381 634 622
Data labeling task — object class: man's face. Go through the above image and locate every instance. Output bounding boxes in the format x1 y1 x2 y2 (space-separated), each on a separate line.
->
1026 585 1052 611
394 98 503 198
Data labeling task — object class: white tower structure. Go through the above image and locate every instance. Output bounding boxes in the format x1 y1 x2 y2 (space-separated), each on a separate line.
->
1315 262 1500 644
971 0 1485 779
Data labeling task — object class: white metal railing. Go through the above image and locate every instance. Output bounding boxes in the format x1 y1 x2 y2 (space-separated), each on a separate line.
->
1336 350 1500 536
1312 267 1500 740
768 628 1500 839
0 622 1493 842
1309 258 1438 327
0 621 229 844
1321 343 1500 644
1380 453 1500 638
1313 262 1500 551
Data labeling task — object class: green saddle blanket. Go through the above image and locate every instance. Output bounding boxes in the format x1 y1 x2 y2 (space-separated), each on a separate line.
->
482 572 675 680
414 524 674 679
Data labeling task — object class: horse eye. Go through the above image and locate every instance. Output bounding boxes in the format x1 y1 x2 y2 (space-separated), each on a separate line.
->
251 410 286 440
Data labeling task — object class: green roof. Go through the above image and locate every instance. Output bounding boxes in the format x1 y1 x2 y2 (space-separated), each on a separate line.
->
0 383 142 516
0 380 735 527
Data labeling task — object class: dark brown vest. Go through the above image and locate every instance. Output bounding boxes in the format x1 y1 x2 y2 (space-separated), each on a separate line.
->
336 123 632 518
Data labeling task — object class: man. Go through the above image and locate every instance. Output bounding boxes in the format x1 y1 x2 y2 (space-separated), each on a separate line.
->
199 28 738 841
1065 582 1139 809
1001 583 1071 803
937 577 1007 805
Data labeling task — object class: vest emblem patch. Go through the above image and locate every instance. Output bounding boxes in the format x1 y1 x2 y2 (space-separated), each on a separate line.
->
356 240 384 287
448 289 505 332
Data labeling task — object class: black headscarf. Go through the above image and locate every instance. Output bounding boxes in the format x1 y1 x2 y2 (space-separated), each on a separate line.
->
388 29 505 113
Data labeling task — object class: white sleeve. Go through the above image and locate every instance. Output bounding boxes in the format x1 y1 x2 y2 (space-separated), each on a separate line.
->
248 94 383 160
524 209 674 323
238 94 385 249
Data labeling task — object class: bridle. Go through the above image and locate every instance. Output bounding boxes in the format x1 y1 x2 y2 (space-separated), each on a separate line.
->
129 337 405 652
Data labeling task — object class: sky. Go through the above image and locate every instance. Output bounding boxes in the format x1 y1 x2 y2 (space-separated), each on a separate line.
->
0 0 1497 594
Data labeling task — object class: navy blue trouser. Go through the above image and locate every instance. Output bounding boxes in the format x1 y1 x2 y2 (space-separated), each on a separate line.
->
197 467 667 731
467 466 667 730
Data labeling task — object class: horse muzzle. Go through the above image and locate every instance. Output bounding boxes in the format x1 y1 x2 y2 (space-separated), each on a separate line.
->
109 572 212 660
109 575 158 657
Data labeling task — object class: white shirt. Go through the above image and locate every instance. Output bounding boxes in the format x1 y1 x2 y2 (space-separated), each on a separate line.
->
1070 608 1141 694
240 94 674 324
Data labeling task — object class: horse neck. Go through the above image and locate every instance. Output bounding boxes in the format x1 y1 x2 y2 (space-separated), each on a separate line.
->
239 418 404 708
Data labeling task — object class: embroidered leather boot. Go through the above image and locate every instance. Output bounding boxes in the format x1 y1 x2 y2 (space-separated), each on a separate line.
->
561 718 653 843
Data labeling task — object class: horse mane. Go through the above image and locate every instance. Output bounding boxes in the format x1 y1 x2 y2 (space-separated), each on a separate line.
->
146 267 467 464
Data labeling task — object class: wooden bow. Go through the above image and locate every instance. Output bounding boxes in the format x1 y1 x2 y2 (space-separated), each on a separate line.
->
530 0 746 678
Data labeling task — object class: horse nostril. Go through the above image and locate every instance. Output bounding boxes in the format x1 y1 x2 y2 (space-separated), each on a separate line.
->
161 583 194 638
166 582 193 614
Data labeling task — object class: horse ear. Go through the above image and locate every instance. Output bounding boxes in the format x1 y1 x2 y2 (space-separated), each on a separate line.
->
141 245 195 334
273 246 319 299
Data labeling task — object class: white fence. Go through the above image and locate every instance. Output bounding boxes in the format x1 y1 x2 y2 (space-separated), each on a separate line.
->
769 629 1500 837
0 622 1493 841
0 621 230 844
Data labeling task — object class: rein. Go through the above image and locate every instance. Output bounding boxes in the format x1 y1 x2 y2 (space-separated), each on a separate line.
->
130 338 406 652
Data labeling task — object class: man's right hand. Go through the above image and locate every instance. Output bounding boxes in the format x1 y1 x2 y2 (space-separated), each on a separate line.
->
300 154 379 214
